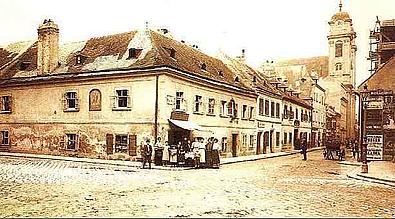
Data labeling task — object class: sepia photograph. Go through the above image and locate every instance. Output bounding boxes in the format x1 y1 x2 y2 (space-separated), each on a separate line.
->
0 0 394 217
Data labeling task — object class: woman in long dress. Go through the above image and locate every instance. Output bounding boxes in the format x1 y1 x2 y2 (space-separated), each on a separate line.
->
162 141 170 166
198 138 206 168
212 138 220 168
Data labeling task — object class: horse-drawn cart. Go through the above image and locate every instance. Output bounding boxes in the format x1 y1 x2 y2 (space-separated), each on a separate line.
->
323 140 345 160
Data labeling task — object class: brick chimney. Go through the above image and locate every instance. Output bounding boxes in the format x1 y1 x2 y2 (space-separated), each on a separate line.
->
37 19 59 75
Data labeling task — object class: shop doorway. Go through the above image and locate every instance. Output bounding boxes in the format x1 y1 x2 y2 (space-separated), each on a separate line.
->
263 131 269 154
256 132 262 155
294 129 299 150
232 134 238 157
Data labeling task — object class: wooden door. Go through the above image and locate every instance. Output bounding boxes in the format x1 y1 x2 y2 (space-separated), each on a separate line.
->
106 134 114 154
232 134 238 157
128 134 137 156
256 132 262 155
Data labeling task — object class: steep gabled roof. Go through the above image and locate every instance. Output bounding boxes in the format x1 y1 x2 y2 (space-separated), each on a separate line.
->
216 51 281 96
148 30 250 89
358 55 395 91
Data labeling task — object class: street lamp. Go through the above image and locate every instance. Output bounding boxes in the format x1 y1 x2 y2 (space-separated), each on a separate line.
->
360 84 369 173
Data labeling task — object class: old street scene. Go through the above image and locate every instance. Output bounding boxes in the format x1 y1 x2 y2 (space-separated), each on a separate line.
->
0 0 394 218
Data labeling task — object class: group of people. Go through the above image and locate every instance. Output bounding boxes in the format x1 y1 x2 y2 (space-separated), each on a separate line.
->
139 136 221 169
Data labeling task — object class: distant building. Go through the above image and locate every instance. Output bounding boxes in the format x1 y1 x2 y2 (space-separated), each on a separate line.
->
260 2 357 144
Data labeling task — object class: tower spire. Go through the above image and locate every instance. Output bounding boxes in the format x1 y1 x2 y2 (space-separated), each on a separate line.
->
339 0 343 12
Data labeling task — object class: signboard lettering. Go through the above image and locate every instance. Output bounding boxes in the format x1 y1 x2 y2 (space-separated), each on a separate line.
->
365 135 383 161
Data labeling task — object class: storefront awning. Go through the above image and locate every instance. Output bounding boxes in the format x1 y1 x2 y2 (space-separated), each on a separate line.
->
168 119 206 131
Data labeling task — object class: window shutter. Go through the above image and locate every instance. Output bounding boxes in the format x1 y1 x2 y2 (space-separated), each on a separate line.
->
0 97 3 111
127 96 132 109
0 132 3 145
75 95 80 111
76 134 79 150
106 133 114 154
62 93 67 110
8 96 12 113
128 134 137 156
59 135 66 149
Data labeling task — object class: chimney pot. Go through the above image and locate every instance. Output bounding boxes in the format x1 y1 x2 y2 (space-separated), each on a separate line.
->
37 19 59 75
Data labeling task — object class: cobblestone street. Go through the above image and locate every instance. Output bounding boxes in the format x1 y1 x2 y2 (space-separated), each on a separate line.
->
0 151 394 217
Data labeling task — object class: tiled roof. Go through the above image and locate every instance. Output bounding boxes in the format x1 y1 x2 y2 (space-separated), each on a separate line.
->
331 12 351 22
358 55 395 91
148 30 249 89
0 29 253 92
216 51 280 95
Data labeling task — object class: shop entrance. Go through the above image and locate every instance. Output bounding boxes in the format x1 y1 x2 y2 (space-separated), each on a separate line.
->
232 134 238 157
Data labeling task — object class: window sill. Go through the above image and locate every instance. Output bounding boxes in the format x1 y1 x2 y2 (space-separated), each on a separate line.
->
249 118 255 121
64 148 78 151
220 114 228 118
0 144 10 146
193 111 204 115
64 109 79 112
241 117 248 120
0 111 11 114
173 109 187 113
112 108 132 111
206 113 216 117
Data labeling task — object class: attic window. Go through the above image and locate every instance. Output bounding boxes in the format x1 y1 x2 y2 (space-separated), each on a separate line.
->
18 62 30 71
169 48 176 59
76 55 86 65
252 76 257 83
201 63 207 71
235 76 239 83
218 70 224 77
127 48 142 59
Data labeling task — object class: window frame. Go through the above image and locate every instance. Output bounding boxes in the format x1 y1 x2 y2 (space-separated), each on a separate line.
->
1 95 12 113
115 134 128 153
64 91 79 112
1 130 9 146
66 133 78 150
207 98 215 115
194 95 203 114
113 89 131 111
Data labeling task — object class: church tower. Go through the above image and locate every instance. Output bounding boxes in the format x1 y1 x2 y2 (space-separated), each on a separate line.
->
327 0 357 87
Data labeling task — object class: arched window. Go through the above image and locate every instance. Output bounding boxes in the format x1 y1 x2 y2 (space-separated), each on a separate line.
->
335 41 343 57
89 89 101 111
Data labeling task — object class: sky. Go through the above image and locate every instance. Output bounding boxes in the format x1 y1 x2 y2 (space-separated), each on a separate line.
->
0 0 394 87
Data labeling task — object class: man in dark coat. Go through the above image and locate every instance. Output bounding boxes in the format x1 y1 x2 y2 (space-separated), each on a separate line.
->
142 139 153 169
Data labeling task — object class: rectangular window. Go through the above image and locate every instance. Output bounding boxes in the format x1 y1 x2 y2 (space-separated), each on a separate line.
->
249 135 255 148
194 95 202 113
296 108 299 120
283 105 288 119
66 134 77 150
242 134 247 147
259 98 264 115
276 103 280 118
66 92 77 109
276 132 280 147
271 102 275 117
249 106 254 120
1 96 11 112
227 101 235 117
220 101 227 116
116 89 129 108
115 134 128 153
265 100 269 116
242 105 247 119
1 130 9 145
283 132 287 145
175 92 184 111
289 132 293 144
208 98 215 115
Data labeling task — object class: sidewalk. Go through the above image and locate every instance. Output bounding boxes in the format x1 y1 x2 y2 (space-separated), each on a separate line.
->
0 147 324 171
345 160 395 187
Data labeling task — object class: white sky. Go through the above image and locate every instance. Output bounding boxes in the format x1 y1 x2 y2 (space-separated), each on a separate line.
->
0 0 394 86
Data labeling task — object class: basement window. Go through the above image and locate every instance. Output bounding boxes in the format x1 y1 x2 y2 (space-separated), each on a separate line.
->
115 134 128 153
1 130 9 146
66 134 78 150
127 48 143 59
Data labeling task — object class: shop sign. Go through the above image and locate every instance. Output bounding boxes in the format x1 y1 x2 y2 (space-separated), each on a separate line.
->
170 111 189 121
366 101 383 109
364 135 383 161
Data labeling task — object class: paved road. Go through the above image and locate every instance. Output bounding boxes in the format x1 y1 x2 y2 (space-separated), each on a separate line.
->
0 151 394 217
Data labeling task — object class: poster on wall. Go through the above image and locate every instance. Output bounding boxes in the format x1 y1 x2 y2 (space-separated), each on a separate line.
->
365 135 383 161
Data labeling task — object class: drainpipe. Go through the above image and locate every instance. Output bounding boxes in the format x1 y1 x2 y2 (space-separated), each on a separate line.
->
154 75 159 144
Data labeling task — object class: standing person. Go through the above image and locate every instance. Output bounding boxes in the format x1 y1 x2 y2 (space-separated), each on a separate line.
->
162 141 170 166
142 139 153 169
140 140 146 168
301 138 307 160
206 137 214 168
198 138 206 168
191 138 200 168
154 137 163 166
212 138 221 168
355 140 360 161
